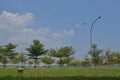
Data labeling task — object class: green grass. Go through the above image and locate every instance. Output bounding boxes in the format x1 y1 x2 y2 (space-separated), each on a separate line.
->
0 67 120 80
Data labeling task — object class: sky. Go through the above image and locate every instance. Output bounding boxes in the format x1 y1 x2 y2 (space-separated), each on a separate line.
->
0 0 120 60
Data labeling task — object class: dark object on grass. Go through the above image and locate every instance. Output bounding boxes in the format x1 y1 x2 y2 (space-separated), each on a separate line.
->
17 67 24 73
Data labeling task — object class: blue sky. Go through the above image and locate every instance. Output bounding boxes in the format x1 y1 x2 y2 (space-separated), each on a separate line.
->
0 0 120 60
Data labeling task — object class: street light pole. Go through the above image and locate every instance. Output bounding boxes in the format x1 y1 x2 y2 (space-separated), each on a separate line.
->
90 16 101 49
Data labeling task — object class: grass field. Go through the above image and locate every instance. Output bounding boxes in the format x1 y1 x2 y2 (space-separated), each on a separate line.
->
0 67 120 80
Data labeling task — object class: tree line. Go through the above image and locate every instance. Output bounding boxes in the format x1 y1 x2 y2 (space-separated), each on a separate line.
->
0 39 120 68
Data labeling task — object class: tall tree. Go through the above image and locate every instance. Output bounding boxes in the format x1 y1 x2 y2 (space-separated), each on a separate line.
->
0 46 8 67
1 57 9 67
0 46 3 61
50 46 75 67
26 39 48 67
88 44 102 66
5 43 17 67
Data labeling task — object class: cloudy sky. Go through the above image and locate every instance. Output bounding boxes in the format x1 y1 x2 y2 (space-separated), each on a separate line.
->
0 0 120 60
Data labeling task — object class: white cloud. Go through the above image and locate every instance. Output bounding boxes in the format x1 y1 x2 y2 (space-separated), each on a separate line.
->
74 23 88 27
53 29 75 38
53 32 62 37
0 11 75 52
75 23 80 27
0 11 33 31
64 29 75 35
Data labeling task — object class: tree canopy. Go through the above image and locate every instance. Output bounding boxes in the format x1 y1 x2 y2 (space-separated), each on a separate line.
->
26 39 48 67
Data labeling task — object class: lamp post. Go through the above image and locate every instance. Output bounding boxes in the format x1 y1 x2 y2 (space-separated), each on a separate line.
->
90 16 101 49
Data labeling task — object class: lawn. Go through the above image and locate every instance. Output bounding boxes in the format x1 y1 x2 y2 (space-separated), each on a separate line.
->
0 67 120 80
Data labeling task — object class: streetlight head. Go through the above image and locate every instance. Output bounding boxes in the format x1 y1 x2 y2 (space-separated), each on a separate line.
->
98 16 101 19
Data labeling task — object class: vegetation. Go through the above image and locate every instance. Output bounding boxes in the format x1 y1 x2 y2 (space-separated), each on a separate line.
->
0 67 120 80
42 56 54 67
0 39 120 67
50 46 75 67
88 44 103 66
0 43 17 67
0 39 120 80
25 39 48 67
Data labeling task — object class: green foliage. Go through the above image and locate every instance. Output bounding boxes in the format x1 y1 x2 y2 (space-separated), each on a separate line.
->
42 57 54 65
50 46 75 67
50 46 75 58
28 60 34 66
0 46 4 61
26 39 48 67
12 57 20 64
5 43 17 60
104 48 111 64
1 57 9 67
108 52 120 64
0 41 120 68
0 43 17 67
5 43 17 53
26 40 48 57
88 44 102 66
82 56 92 66
69 60 82 67
17 53 27 62
58 57 74 66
